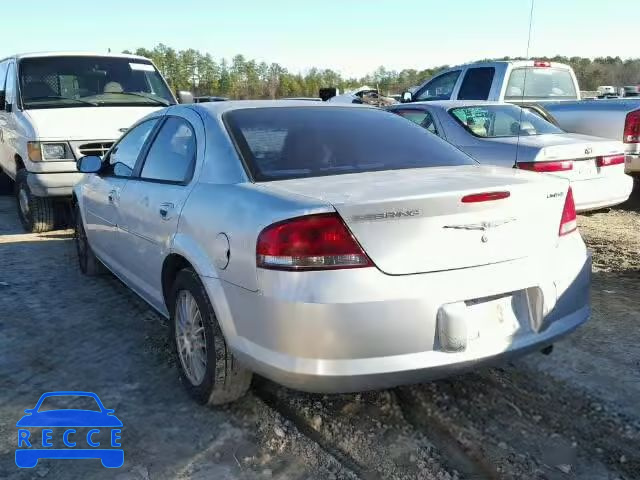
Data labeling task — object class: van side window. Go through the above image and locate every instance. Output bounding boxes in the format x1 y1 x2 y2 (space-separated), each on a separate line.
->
414 71 461 101
4 62 16 105
458 67 495 100
0 61 8 92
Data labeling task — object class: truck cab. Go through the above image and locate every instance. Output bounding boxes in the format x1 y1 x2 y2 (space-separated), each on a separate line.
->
0 52 177 232
403 60 581 104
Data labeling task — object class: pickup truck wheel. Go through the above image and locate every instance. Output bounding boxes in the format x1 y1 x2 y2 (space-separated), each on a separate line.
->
170 268 252 405
74 204 105 276
15 170 55 233
0 169 13 195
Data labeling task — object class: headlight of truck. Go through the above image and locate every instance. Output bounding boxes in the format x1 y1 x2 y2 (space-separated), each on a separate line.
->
27 142 74 162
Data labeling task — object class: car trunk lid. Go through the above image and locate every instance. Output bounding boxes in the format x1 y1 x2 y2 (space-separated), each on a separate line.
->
261 165 569 275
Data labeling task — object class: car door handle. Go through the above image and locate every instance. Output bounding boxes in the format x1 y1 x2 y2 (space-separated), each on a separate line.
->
159 202 175 220
108 190 118 204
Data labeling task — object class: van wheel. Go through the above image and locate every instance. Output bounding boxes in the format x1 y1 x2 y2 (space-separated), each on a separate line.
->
15 170 55 233
0 169 13 195
74 204 105 276
169 268 252 405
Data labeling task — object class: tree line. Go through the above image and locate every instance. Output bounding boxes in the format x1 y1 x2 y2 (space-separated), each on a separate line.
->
123 45 640 98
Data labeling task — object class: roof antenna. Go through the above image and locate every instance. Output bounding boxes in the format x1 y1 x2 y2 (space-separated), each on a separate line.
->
515 0 535 166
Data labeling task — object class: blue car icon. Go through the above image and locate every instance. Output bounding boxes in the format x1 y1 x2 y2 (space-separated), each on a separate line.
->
16 391 123 468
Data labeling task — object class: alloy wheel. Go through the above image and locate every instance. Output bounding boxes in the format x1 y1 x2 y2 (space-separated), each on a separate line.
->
175 290 208 385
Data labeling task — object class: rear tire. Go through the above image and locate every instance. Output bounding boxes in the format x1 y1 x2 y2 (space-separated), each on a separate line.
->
0 169 13 195
74 204 105 276
15 170 56 233
169 268 252 405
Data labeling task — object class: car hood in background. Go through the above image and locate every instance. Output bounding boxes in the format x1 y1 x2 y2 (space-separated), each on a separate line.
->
25 106 162 140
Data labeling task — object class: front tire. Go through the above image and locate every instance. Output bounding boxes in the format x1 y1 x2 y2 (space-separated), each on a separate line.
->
74 204 105 276
15 170 55 233
169 268 252 405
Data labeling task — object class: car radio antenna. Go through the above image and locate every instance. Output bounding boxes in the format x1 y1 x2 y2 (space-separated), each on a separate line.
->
515 0 535 167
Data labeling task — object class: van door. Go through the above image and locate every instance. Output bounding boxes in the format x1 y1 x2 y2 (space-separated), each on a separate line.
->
1 61 20 178
0 60 12 175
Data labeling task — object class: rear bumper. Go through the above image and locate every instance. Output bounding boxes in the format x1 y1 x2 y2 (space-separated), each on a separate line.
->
625 154 640 175
27 172 84 197
209 234 591 393
571 171 633 211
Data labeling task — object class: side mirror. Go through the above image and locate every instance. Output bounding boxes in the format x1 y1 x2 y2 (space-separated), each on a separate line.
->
77 155 102 173
401 91 413 103
177 91 194 104
0 91 5 110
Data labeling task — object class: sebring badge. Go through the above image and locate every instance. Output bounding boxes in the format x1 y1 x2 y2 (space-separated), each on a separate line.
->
352 209 421 222
443 218 516 243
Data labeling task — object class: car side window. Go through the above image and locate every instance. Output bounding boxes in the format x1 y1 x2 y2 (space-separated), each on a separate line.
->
458 67 495 100
393 109 438 135
139 117 196 183
415 70 461 101
104 119 159 177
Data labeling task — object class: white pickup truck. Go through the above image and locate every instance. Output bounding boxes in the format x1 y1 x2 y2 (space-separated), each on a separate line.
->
402 60 640 175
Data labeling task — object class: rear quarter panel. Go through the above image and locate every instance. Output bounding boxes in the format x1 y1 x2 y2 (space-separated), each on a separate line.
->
176 182 332 292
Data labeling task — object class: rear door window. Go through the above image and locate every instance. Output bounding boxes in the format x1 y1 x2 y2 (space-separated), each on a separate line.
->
392 109 438 135
458 67 495 100
139 117 196 183
414 70 461 101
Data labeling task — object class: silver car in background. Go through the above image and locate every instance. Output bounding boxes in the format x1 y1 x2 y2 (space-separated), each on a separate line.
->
73 101 590 405
388 101 633 212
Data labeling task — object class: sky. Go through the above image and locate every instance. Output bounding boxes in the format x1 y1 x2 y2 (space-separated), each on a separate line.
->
0 0 636 78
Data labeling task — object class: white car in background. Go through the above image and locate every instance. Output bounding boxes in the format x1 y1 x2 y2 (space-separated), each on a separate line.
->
73 101 591 404
388 101 633 212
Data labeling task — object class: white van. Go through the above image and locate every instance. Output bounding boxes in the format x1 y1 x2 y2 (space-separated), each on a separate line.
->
0 52 179 232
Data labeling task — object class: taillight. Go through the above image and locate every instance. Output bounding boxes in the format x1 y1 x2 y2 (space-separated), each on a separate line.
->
256 213 372 270
461 191 510 203
596 154 625 167
517 160 573 172
533 60 551 68
559 187 577 236
623 110 640 143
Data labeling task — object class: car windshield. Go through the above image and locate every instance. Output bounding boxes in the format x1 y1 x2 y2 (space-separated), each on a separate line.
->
19 56 175 109
504 67 578 100
224 107 475 181
37 395 101 412
449 104 564 138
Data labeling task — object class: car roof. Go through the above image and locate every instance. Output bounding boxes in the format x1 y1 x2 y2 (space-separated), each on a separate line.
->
447 60 572 70
4 51 151 61
191 99 371 117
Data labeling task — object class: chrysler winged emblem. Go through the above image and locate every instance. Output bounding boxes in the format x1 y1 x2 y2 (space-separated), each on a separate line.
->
443 218 516 243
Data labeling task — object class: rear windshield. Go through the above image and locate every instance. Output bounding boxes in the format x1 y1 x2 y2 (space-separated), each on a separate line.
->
449 105 564 138
224 107 475 181
505 67 578 100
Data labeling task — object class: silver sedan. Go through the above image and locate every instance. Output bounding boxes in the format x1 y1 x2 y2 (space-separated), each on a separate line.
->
73 101 590 404
387 101 633 212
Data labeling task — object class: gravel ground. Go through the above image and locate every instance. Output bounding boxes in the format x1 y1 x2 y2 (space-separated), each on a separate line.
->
0 184 639 479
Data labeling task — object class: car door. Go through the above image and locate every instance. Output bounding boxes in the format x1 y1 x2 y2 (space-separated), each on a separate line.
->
115 110 202 311
81 117 160 268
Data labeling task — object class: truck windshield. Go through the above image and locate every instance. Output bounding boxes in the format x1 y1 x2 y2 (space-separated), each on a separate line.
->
505 67 578 101
225 107 475 181
19 56 175 109
449 104 564 138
